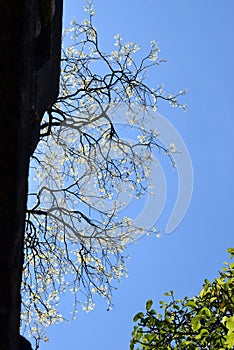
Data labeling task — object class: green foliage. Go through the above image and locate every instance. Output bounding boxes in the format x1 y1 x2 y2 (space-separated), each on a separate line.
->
130 248 234 349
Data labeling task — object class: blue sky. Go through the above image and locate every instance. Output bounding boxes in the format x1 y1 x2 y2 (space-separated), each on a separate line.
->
40 1 234 349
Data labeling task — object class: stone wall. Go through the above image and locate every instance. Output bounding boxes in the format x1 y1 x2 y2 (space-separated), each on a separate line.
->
0 1 62 349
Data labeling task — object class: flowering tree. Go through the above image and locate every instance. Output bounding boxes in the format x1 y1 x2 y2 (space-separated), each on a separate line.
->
130 248 234 349
22 2 186 344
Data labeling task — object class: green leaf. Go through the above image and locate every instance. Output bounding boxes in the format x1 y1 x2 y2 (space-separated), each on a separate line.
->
226 316 234 333
199 328 209 338
184 300 197 308
216 277 224 285
227 248 234 259
210 296 217 303
191 315 201 331
146 299 153 311
164 290 174 297
173 304 180 311
149 308 156 315
133 312 144 322
227 331 234 347
200 307 211 318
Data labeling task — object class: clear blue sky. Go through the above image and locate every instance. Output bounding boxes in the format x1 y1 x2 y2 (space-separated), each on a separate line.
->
40 1 234 349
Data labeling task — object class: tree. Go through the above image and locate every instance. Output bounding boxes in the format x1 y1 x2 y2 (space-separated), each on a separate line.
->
21 2 186 343
130 248 234 350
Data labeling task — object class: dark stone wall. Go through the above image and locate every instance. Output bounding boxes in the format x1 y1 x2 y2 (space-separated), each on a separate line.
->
31 0 63 153
19 336 33 350
0 1 62 349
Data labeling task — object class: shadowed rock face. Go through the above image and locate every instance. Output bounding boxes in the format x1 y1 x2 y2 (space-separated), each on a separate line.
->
0 1 63 349
31 0 63 153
